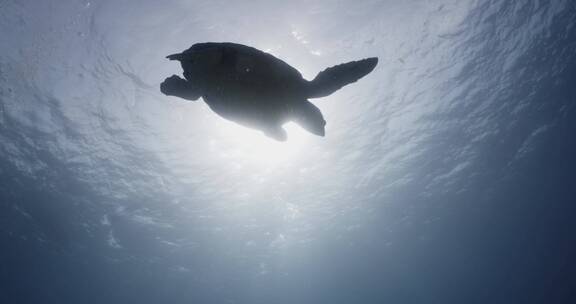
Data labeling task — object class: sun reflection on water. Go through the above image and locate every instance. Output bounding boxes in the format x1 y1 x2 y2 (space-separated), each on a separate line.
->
210 121 314 168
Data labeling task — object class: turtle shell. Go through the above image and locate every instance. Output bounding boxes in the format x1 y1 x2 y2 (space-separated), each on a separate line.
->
174 42 307 99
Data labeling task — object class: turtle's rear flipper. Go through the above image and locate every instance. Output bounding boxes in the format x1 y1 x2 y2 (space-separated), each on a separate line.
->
264 127 288 141
292 100 326 137
307 57 378 98
161 75 202 101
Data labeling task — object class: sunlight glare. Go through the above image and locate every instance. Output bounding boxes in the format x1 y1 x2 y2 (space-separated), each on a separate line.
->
211 121 313 167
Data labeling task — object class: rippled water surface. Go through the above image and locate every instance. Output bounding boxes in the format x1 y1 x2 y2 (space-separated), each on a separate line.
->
1 1 575 303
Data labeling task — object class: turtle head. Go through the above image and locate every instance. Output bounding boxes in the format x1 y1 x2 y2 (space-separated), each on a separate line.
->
166 43 225 74
166 53 186 61
167 43 216 61
167 43 226 63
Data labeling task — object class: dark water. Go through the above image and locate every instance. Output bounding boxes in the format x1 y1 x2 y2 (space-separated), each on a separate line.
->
1 1 575 303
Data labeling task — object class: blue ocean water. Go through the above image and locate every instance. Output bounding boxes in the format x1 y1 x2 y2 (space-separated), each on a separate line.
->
1 1 575 303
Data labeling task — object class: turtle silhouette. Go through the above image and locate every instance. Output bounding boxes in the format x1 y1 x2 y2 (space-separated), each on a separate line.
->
161 42 377 141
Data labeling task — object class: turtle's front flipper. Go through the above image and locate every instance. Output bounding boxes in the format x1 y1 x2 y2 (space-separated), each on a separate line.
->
161 75 202 101
307 57 378 98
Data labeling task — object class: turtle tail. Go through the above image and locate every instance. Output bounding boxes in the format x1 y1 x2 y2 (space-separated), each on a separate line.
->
307 57 378 99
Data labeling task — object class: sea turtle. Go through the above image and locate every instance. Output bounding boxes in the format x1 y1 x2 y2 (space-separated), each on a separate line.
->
161 42 378 141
